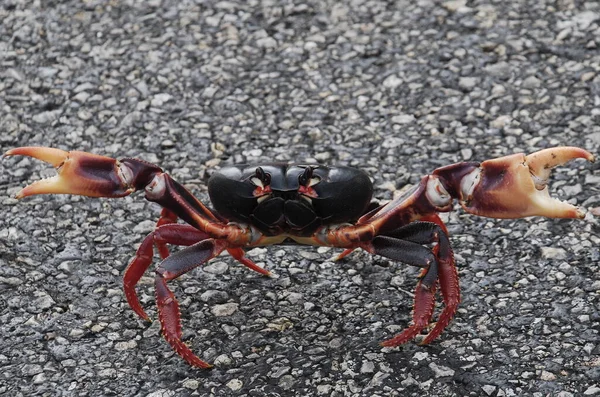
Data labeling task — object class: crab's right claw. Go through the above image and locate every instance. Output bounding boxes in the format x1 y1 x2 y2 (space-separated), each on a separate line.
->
432 147 595 219
455 147 594 219
4 147 161 199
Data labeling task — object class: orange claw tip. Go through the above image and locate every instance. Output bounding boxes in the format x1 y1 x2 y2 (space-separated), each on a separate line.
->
13 175 78 199
3 147 69 167
14 177 62 199
525 146 595 170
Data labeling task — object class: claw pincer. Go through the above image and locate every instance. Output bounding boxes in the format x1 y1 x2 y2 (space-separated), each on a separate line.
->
4 145 594 368
5 146 159 198
432 146 594 219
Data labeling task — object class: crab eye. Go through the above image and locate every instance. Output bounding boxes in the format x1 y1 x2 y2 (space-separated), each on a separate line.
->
298 166 320 187
298 166 320 199
251 167 272 200
252 167 271 187
298 166 312 186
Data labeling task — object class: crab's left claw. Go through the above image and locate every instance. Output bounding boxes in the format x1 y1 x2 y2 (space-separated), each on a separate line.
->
4 146 161 199
435 147 595 219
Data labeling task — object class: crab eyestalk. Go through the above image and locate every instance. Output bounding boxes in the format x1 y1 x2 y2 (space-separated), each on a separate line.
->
432 146 595 219
4 147 162 199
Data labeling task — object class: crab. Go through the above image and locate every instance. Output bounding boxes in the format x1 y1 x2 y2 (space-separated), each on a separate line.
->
4 146 594 368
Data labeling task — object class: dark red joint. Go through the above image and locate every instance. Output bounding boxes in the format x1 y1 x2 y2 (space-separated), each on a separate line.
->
120 158 163 190
432 162 479 198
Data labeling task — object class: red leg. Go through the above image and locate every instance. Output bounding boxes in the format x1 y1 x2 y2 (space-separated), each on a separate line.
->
155 208 179 258
421 244 459 344
415 214 460 344
154 210 271 276
368 230 439 346
381 279 437 346
334 248 355 261
370 221 458 346
124 234 155 321
227 247 271 276
334 214 448 264
155 239 226 368
419 214 448 235
124 224 209 320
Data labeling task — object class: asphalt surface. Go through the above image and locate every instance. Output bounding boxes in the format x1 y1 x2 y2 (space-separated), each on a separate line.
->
1 0 600 396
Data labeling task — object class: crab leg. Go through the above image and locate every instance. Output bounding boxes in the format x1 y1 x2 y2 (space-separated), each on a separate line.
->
367 222 457 346
421 242 458 345
124 224 210 321
155 209 180 258
368 234 438 345
381 279 437 347
125 222 270 322
401 223 458 345
389 219 458 345
155 239 227 368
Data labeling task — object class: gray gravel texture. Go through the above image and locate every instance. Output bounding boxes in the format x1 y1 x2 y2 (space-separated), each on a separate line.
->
1 0 600 396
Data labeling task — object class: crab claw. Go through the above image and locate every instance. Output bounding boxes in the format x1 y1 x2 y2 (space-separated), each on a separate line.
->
4 146 162 199
443 147 595 219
